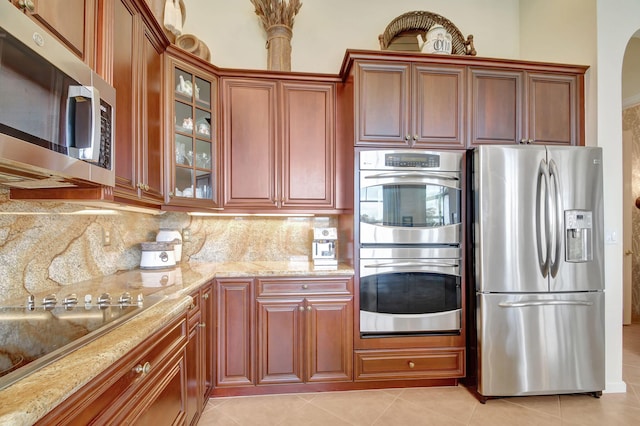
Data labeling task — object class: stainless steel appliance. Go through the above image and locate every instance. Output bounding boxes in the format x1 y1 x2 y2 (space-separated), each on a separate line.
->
359 246 461 335
0 1 115 188
359 150 462 245
312 227 338 269
471 145 604 399
358 149 463 336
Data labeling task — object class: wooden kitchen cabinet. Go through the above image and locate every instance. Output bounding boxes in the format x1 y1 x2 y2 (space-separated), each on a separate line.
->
354 348 464 381
37 313 188 425
11 0 95 64
97 0 168 208
221 77 338 211
186 282 214 425
469 68 584 146
165 51 220 208
256 277 353 385
214 278 255 387
354 61 465 148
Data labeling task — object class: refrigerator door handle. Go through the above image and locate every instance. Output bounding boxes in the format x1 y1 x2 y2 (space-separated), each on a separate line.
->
498 300 594 308
536 159 551 278
549 159 563 278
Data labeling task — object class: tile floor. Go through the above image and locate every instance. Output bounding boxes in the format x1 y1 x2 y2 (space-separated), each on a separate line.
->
198 323 640 425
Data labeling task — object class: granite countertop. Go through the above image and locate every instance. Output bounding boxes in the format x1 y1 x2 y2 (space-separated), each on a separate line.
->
0 261 354 426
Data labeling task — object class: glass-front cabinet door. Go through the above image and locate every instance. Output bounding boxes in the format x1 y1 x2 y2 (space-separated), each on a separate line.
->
166 54 219 207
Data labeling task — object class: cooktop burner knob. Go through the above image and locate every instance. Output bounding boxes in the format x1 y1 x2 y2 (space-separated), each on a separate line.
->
118 292 132 305
42 294 57 310
26 294 35 310
97 293 111 308
62 294 78 310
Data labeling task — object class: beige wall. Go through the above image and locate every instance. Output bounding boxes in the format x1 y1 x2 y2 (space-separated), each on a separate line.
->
182 0 520 73
623 38 640 104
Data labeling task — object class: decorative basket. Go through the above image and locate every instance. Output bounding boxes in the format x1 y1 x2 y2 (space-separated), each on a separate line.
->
378 11 476 56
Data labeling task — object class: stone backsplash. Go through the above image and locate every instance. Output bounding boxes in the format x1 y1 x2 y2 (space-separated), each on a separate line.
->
0 187 338 304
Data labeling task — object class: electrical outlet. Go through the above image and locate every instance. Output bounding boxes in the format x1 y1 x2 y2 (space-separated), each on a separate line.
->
182 228 191 242
102 229 111 246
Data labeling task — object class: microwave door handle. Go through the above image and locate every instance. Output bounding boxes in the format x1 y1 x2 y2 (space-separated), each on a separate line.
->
549 159 562 278
363 171 459 181
67 85 100 162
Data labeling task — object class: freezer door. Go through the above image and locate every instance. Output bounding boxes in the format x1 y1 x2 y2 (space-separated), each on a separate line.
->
474 146 550 293
547 147 604 291
477 292 605 397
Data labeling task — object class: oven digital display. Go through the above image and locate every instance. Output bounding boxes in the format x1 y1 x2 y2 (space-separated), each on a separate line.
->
385 153 440 168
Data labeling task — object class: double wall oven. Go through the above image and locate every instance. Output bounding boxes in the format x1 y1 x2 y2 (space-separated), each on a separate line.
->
358 150 463 337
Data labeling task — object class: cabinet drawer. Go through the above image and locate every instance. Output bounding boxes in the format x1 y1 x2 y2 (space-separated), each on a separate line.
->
257 278 352 296
37 315 188 425
354 348 464 381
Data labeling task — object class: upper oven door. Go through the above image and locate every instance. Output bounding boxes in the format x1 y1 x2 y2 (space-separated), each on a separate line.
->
359 168 461 245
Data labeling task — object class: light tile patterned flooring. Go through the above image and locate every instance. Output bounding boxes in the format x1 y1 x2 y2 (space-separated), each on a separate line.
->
198 323 640 425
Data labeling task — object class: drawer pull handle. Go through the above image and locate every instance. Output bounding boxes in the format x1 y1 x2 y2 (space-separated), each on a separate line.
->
408 361 415 369
199 323 206 328
134 362 151 375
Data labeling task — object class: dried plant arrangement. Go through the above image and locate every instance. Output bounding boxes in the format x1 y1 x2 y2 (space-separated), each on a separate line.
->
250 0 302 29
249 0 303 71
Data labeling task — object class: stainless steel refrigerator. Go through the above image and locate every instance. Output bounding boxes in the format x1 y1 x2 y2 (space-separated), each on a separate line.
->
471 145 605 399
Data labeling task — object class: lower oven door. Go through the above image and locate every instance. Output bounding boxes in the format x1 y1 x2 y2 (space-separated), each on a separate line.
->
359 247 461 336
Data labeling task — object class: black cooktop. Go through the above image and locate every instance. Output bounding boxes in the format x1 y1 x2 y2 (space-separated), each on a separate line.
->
0 293 163 391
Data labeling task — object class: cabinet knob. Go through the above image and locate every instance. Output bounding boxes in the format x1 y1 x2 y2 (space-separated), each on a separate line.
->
298 306 305 312
413 134 419 141
134 361 151 375
519 138 527 144
19 0 35 12
302 284 308 290
306 306 312 312
528 139 534 144
408 361 415 369
199 323 206 328
405 135 411 141
625 250 634 256
202 293 209 300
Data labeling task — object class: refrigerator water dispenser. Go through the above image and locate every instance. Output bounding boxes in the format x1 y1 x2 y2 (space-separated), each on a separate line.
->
565 210 593 262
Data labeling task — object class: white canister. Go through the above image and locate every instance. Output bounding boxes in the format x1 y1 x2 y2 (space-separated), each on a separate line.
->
422 25 452 55
156 228 183 262
140 241 176 270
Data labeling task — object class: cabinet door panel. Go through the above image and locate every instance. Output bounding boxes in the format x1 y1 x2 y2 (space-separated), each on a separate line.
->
141 28 164 202
223 79 277 207
215 279 254 386
28 0 87 59
356 62 409 145
413 65 465 148
469 69 523 145
306 297 353 382
112 0 138 195
281 82 334 207
528 73 577 145
256 299 304 384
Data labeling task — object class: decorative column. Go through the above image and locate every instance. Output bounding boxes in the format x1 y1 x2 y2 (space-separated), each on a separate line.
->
250 0 302 71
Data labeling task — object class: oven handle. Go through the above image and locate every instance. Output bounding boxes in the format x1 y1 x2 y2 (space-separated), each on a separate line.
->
363 171 459 181
363 261 459 269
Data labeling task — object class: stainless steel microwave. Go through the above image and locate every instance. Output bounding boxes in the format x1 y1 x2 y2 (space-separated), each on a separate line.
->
0 1 115 188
